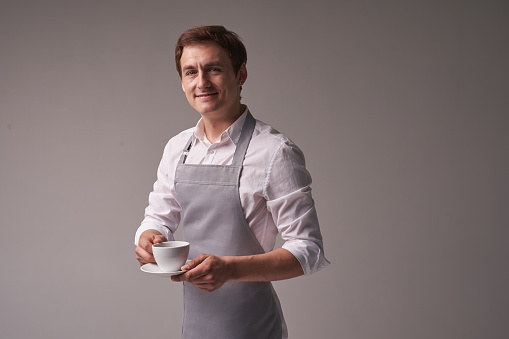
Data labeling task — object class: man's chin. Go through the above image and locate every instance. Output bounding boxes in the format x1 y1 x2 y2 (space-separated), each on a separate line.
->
193 106 220 117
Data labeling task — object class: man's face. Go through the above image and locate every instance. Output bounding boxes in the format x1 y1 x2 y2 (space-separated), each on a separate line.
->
180 43 246 120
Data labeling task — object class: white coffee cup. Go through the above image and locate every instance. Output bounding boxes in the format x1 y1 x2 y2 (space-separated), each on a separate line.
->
152 241 190 272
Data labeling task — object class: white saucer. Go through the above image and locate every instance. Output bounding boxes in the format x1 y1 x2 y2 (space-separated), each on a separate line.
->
140 263 188 278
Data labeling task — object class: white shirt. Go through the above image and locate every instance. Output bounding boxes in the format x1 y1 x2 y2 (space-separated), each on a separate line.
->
135 108 330 275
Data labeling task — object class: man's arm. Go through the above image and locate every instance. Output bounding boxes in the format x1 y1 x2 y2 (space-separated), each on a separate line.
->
171 248 303 293
172 140 329 292
135 137 184 264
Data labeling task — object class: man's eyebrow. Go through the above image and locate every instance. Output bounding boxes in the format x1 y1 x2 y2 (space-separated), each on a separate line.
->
182 61 226 71
182 64 196 71
204 61 225 67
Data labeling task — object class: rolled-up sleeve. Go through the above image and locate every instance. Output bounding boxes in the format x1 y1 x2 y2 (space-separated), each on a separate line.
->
265 141 330 275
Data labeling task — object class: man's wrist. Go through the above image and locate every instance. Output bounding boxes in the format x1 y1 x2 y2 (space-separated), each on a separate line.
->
140 229 163 238
223 255 257 282
224 255 242 282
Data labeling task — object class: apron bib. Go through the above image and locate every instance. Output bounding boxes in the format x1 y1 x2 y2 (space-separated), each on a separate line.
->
174 112 283 339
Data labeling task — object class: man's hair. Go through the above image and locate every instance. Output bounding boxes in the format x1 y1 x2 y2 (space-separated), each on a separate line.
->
175 25 247 78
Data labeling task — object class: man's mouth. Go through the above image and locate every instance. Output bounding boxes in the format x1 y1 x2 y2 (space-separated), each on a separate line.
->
195 92 218 98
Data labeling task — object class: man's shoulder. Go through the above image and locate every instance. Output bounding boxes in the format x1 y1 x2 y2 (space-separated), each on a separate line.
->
247 118 306 171
164 126 195 148
252 119 297 150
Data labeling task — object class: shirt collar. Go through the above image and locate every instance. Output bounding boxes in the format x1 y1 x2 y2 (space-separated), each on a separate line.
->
193 106 249 146
226 106 248 145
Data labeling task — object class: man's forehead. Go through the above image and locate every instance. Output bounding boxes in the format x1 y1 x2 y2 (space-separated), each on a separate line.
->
181 43 231 65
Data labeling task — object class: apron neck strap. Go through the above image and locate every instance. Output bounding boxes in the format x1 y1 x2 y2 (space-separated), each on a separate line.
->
178 137 193 164
232 112 256 166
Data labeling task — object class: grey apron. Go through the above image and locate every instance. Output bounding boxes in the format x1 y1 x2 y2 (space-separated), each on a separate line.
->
174 112 283 339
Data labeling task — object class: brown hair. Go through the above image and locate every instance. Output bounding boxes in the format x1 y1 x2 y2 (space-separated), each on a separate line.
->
175 26 247 78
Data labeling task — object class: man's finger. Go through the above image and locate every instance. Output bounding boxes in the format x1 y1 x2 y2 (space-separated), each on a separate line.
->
135 245 155 264
152 235 166 245
138 238 154 254
182 253 209 270
171 261 207 283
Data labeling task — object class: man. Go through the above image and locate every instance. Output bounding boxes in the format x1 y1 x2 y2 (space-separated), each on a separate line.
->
135 25 329 339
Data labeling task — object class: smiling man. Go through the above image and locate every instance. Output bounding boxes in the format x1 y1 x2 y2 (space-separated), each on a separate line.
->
134 26 329 339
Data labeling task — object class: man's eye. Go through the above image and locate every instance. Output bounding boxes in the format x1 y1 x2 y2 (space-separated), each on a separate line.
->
185 70 197 76
210 68 221 72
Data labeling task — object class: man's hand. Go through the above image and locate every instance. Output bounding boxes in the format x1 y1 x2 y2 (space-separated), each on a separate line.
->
135 230 167 266
171 254 233 293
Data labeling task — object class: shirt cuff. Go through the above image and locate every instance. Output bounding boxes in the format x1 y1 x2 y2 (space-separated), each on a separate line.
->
134 223 174 246
282 240 331 275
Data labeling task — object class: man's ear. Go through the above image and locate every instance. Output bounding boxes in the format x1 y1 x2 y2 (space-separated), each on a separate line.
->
237 62 247 86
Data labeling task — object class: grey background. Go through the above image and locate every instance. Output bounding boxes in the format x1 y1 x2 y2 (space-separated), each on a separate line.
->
1 1 508 338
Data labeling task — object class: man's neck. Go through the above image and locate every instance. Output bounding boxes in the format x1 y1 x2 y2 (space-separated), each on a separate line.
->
202 104 245 143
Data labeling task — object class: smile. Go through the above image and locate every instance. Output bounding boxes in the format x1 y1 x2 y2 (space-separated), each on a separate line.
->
195 92 218 98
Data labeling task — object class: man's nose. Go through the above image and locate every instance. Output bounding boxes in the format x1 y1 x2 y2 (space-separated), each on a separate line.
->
197 72 210 89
